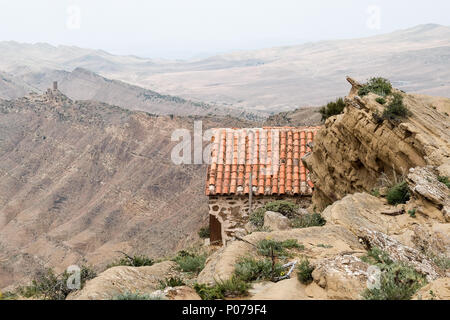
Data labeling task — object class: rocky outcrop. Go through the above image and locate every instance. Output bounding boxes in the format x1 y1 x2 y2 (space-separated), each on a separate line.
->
407 166 450 221
303 77 450 210
263 211 291 231
312 254 370 300
197 226 364 286
67 261 179 300
358 228 444 281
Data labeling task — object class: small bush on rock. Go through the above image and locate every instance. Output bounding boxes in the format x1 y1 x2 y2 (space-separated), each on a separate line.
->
198 227 210 239
437 176 450 189
358 77 392 97
234 257 285 282
256 239 303 257
107 253 154 269
291 213 326 228
173 251 207 274
382 93 409 121
297 259 314 284
249 207 266 228
386 181 410 205
319 97 346 121
194 276 250 300
158 276 185 289
264 200 299 218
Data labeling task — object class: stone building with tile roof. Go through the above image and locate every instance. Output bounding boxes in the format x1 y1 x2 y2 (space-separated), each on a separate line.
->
205 126 320 245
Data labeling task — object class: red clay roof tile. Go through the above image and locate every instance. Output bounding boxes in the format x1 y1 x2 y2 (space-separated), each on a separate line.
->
205 126 320 196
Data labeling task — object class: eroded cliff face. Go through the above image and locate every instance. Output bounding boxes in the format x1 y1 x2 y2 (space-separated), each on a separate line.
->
304 77 450 210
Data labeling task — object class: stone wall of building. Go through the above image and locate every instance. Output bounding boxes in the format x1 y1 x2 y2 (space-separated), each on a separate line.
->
208 195 311 245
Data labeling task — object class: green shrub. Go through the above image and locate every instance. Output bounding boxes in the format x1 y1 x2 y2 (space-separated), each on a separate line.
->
297 259 314 284
264 200 299 218
18 265 96 300
249 207 265 228
291 213 326 228
386 181 410 205
107 253 154 269
408 209 416 218
198 227 210 239
361 247 426 300
376 97 386 105
358 77 392 97
361 246 394 266
256 239 303 257
235 257 285 282
319 97 346 121
158 276 185 289
363 263 426 300
173 251 206 274
437 176 450 189
194 276 250 300
382 93 409 121
371 188 380 197
114 292 165 300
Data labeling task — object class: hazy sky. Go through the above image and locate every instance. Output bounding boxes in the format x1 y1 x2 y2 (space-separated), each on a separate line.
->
1 0 449 59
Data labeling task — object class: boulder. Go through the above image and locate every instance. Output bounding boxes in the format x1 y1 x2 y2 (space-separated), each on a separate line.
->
263 211 291 231
312 254 370 300
357 228 444 281
67 261 179 300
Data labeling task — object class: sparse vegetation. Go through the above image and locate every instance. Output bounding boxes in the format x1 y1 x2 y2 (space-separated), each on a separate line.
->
158 276 185 289
264 200 299 218
107 253 154 269
18 265 96 300
408 208 416 218
234 257 284 282
114 292 165 300
437 176 450 189
198 226 210 239
319 97 346 121
382 93 409 121
375 97 386 105
194 276 250 300
249 207 266 228
256 239 303 257
173 250 207 274
358 77 393 97
361 247 427 300
371 188 380 197
291 213 326 228
297 259 314 284
386 181 410 205
363 263 426 300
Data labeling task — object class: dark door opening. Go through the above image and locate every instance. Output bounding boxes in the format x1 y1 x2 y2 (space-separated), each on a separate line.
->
209 214 222 245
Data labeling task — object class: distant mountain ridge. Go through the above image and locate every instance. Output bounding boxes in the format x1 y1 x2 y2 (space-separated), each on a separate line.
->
0 24 449 112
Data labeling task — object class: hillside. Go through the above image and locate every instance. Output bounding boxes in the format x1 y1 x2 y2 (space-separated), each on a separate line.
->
0 24 449 112
0 90 255 289
12 68 261 120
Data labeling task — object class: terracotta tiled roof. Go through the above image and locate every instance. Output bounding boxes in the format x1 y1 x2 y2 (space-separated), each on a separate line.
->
205 126 320 196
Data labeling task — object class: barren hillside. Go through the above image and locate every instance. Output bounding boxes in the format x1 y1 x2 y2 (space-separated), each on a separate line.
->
0 90 254 289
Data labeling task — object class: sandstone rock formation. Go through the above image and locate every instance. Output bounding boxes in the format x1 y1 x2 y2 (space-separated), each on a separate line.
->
197 226 364 286
312 254 370 300
263 211 291 231
68 261 178 300
412 277 450 300
303 77 450 210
